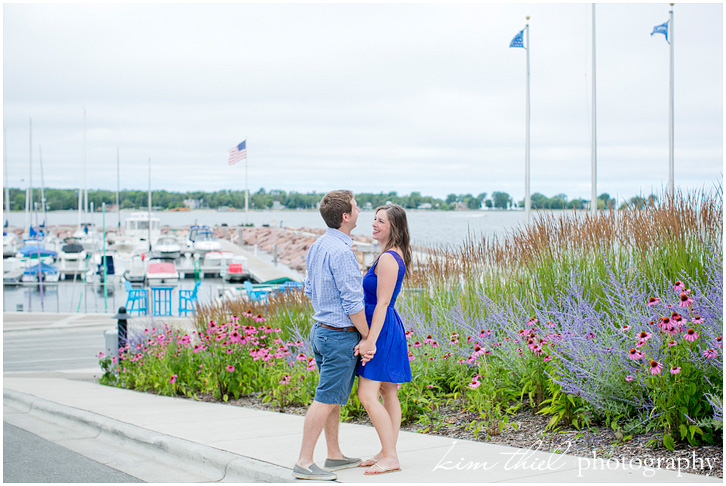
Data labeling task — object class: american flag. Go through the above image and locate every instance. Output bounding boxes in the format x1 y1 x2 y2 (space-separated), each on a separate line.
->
228 140 247 165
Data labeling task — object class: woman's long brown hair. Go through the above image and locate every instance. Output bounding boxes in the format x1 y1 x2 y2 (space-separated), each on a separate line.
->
376 204 412 276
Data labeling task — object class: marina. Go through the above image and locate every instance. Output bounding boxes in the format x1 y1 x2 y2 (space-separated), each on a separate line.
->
3 207 530 316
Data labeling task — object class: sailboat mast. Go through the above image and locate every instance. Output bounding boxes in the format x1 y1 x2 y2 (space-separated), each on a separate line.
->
4 128 9 221
148 157 151 251
39 144 47 226
116 146 121 232
591 3 597 215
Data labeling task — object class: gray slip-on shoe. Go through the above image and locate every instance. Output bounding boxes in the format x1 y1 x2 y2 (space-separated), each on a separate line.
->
324 455 362 471
292 463 337 481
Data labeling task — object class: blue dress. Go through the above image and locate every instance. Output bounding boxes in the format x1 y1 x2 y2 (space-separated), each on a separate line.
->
356 250 412 383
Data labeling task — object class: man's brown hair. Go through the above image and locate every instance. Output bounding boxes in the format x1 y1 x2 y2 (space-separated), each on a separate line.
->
319 190 354 229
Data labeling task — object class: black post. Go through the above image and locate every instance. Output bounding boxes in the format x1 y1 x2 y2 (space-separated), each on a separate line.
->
114 306 129 350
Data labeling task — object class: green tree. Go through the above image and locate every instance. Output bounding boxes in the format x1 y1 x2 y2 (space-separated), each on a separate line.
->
491 191 512 210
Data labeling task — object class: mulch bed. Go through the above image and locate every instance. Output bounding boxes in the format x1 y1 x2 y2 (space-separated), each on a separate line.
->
191 392 722 479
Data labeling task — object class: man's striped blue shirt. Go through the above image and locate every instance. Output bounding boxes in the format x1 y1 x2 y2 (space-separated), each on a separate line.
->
304 228 364 327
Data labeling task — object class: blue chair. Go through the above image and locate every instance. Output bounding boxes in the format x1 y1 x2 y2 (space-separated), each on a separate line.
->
151 286 174 317
179 281 201 316
124 280 148 315
243 280 268 303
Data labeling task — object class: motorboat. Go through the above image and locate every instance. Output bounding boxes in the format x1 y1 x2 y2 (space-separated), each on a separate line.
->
57 241 88 279
123 255 146 284
21 262 60 283
146 258 180 286
152 235 182 260
3 232 20 258
17 243 57 266
203 250 234 268
86 254 119 294
73 225 103 253
123 212 161 253
187 225 221 256
222 255 250 282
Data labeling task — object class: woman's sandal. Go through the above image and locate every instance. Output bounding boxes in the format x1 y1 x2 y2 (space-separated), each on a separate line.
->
358 458 378 468
364 463 401 475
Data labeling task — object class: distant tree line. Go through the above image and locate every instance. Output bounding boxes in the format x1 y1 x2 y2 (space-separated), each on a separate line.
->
4 188 659 212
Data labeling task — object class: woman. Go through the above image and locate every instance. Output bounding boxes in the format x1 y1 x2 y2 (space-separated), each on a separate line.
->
355 204 412 475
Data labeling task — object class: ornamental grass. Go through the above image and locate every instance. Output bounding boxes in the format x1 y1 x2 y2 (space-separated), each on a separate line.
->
99 187 723 449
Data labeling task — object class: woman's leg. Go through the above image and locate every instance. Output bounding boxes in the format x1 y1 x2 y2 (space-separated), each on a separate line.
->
379 382 402 445
357 377 400 470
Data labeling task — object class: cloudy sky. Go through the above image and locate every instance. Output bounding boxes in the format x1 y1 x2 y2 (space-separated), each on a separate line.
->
3 2 723 202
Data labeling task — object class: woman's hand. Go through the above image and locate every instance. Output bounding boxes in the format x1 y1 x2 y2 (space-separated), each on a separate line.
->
354 339 377 365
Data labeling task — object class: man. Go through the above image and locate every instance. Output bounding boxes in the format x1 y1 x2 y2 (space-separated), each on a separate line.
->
293 190 375 481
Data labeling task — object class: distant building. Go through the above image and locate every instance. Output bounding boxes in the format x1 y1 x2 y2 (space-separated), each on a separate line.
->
184 198 203 209
272 201 286 210
417 202 433 210
364 202 373 210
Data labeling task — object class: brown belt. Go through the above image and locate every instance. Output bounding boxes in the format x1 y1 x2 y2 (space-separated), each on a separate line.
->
317 323 358 333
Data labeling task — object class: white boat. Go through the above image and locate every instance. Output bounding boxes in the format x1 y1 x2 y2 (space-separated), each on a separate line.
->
222 255 250 282
187 225 221 256
123 212 161 254
21 262 60 283
152 235 182 260
73 225 103 253
58 240 88 279
16 242 57 266
203 250 234 268
146 258 179 286
86 254 119 294
3 232 20 258
123 255 146 284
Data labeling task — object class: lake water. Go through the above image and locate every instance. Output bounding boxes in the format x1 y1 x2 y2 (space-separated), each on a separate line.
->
3 208 543 314
5 208 532 248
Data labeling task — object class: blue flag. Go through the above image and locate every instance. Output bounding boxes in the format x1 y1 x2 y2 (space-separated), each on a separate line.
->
510 29 525 48
651 20 669 43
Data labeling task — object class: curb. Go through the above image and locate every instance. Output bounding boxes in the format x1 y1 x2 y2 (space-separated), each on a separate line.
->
3 389 294 483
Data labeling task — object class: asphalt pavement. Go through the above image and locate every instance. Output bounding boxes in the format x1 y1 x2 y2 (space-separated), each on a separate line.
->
3 312 723 483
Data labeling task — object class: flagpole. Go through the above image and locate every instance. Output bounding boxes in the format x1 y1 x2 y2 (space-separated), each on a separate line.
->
28 118 32 237
591 4 597 215
117 146 121 232
245 135 249 226
148 157 152 252
668 4 675 198
525 18 531 224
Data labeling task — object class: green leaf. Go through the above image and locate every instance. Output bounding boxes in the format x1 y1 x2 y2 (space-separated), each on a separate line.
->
662 434 675 451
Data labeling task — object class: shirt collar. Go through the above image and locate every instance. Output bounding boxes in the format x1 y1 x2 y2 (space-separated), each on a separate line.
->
326 227 353 247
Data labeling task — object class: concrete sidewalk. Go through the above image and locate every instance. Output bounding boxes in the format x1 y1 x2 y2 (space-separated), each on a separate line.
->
3 372 720 483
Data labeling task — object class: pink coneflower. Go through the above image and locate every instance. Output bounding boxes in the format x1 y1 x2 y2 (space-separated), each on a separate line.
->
480 329 492 338
667 340 677 347
679 292 694 309
226 365 235 372
684 328 699 342
627 348 644 360
670 366 681 375
646 296 660 306
621 325 632 332
413 341 422 348
279 375 291 385
692 316 704 324
296 353 307 361
427 384 435 389
716 336 723 348
424 334 434 344
703 348 717 359
408 353 415 362
543 355 552 362
648 360 663 375
638 331 653 341
673 281 685 292
170 374 178 384
467 379 481 390
98 352 105 358
625 375 634 382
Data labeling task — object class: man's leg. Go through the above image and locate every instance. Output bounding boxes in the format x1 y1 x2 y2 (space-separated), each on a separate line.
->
322 404 344 460
297 400 338 468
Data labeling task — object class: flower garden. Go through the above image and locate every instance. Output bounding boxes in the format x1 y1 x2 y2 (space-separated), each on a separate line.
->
99 189 723 452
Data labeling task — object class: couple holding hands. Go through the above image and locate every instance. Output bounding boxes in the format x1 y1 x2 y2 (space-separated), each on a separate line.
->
293 190 412 480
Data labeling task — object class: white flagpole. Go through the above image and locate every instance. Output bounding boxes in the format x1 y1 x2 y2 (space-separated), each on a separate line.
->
27 118 32 236
525 18 531 224
591 4 597 215
3 128 9 221
117 146 121 231
668 4 675 198
245 136 249 226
